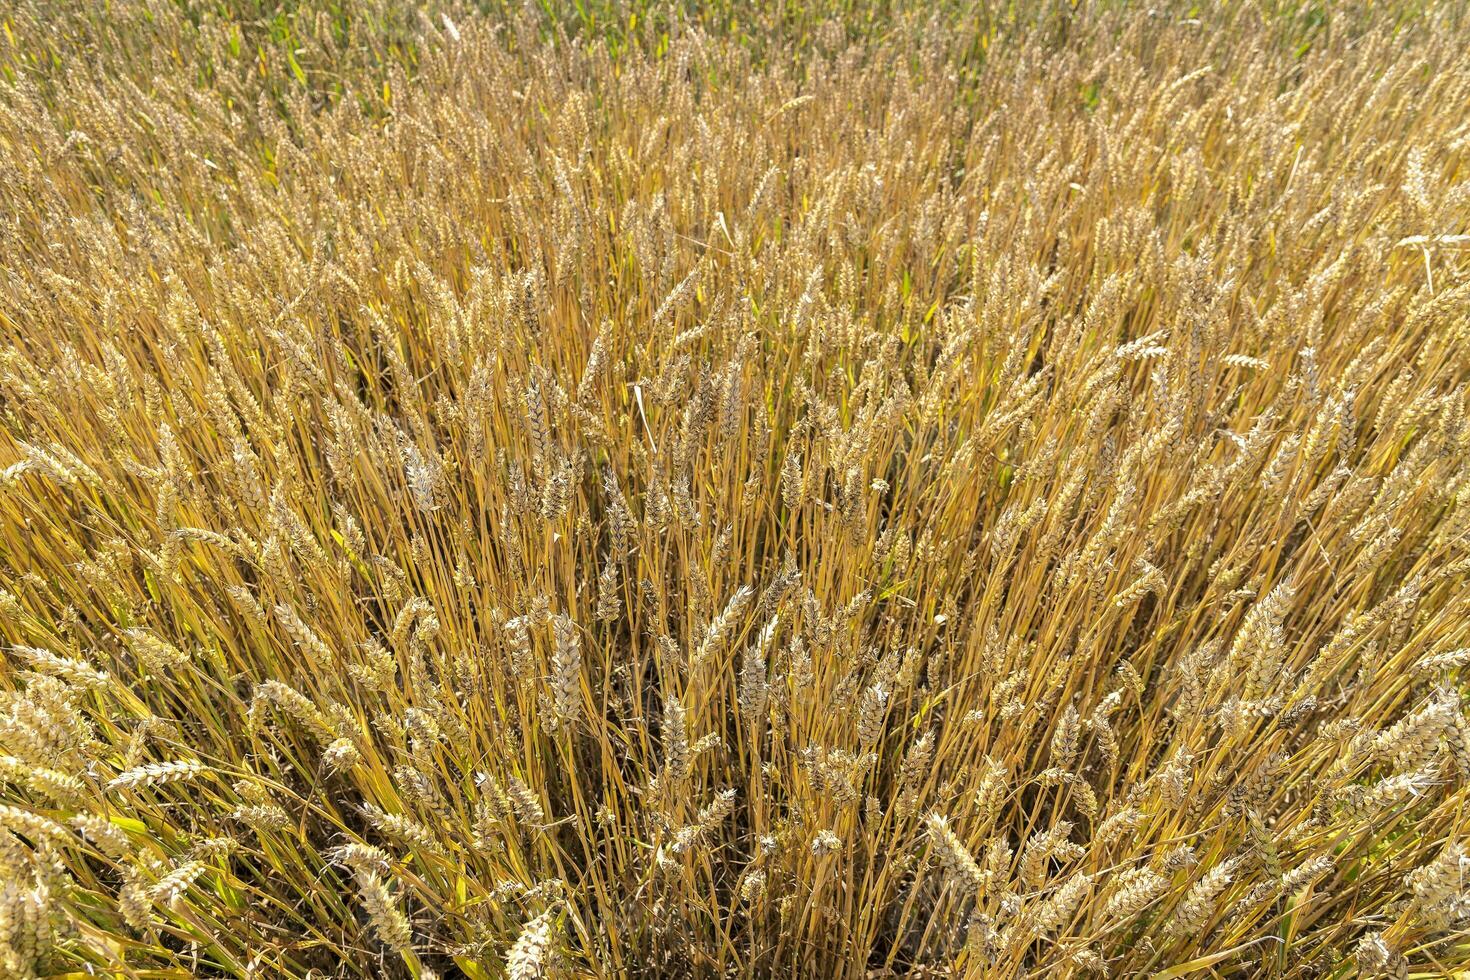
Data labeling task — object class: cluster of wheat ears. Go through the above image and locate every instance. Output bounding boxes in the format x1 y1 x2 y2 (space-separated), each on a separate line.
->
0 0 1468 976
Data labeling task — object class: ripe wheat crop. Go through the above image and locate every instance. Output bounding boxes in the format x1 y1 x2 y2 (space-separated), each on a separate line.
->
1 0 1469 976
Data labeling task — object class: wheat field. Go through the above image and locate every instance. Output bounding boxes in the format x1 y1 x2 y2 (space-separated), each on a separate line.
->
0 0 1468 976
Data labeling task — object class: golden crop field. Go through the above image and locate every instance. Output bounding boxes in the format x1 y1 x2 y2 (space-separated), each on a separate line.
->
1 0 1468 976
